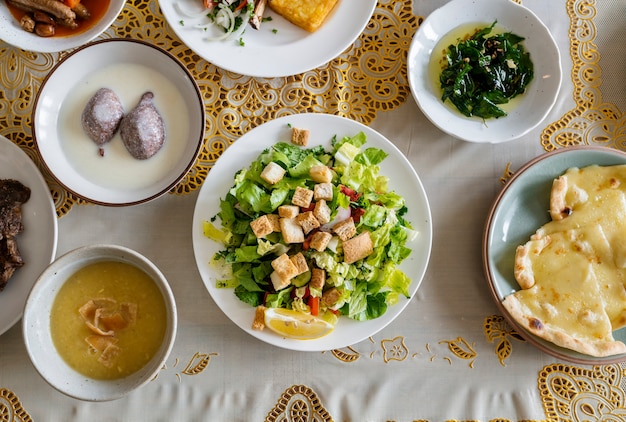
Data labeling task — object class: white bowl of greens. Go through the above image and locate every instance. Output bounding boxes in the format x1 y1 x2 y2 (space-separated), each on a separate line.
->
192 113 432 351
407 0 562 143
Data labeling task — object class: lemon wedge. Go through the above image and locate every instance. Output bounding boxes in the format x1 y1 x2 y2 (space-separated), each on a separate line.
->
264 308 334 340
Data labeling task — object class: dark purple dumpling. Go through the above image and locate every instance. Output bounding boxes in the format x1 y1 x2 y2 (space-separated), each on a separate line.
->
119 92 165 160
81 88 124 146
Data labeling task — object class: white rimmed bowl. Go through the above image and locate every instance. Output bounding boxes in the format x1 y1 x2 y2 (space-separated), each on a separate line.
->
0 0 126 53
22 244 177 401
33 38 205 206
407 0 562 143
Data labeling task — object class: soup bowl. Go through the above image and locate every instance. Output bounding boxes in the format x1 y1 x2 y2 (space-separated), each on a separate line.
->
22 244 177 401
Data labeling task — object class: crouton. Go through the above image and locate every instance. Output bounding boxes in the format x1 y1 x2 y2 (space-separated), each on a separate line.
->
250 215 275 238
313 199 331 225
272 253 299 281
292 186 314 208
342 231 374 264
310 268 326 290
333 217 356 241
321 287 341 307
270 271 292 291
260 162 286 185
279 217 305 243
266 213 281 232
290 252 309 275
310 166 333 184
252 306 266 331
291 127 309 146
310 231 332 252
313 182 333 201
296 211 320 234
278 205 300 218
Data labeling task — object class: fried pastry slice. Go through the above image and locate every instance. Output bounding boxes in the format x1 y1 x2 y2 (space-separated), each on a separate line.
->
268 0 339 32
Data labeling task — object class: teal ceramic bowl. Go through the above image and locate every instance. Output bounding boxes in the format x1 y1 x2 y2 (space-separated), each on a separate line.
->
483 146 626 364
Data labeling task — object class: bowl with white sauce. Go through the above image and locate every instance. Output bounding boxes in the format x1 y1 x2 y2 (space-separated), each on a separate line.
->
0 0 126 53
32 38 205 206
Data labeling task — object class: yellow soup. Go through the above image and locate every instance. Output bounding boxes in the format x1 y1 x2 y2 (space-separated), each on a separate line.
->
50 261 167 380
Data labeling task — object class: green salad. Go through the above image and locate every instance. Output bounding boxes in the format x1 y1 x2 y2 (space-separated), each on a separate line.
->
203 129 417 325
439 21 534 119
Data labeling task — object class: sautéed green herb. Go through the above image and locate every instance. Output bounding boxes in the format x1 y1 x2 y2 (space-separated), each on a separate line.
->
439 21 534 119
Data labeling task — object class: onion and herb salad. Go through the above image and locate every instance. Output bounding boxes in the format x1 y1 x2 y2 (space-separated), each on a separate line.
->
203 130 417 333
439 21 534 119
175 0 263 44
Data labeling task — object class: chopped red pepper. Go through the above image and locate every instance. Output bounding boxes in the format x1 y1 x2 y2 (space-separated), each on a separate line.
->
340 185 361 202
302 229 320 251
308 296 319 316
202 0 218 8
234 0 248 11
351 207 365 223
302 236 311 251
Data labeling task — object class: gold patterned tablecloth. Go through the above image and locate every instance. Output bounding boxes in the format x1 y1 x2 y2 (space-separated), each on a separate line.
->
541 0 626 151
3 0 626 421
0 0 419 216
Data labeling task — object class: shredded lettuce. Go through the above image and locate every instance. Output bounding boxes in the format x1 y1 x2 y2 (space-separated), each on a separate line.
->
205 129 417 324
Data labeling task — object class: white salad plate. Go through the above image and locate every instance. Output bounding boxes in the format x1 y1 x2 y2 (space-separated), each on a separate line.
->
0 0 126 53
483 146 626 364
0 135 58 336
192 113 433 351
32 39 205 206
407 0 562 143
159 0 377 77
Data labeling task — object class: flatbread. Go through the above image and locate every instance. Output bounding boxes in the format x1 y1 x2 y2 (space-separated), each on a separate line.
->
505 228 626 357
549 164 626 221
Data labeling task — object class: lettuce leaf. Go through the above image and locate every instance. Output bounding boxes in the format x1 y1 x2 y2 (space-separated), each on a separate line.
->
272 142 326 167
341 160 388 193
355 147 388 166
